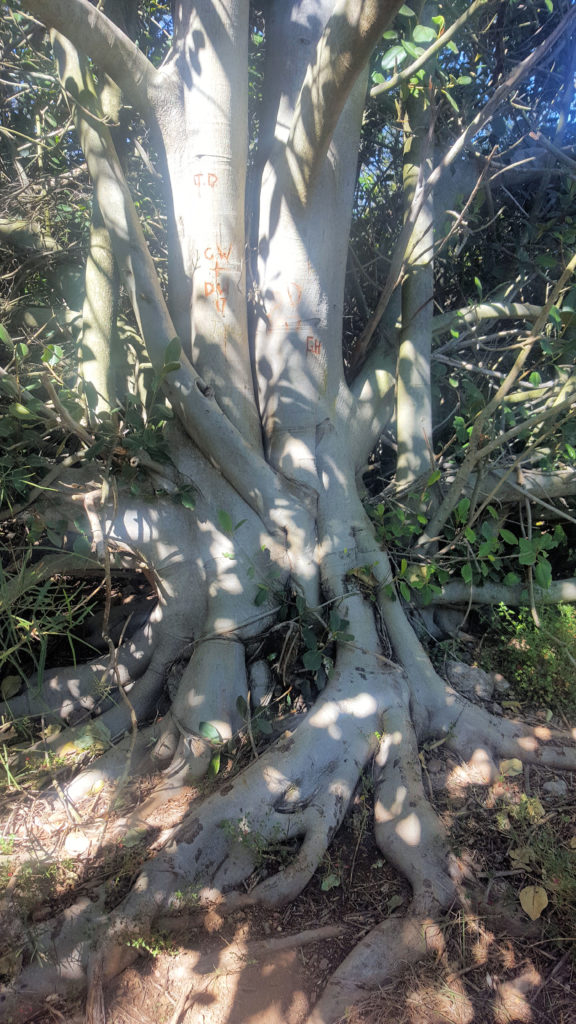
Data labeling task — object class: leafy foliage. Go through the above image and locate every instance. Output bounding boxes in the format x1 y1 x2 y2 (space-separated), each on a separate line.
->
481 603 576 713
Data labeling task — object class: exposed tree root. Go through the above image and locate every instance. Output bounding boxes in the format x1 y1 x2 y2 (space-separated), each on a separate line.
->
373 691 460 913
2 487 576 1024
2 608 574 1024
307 915 444 1024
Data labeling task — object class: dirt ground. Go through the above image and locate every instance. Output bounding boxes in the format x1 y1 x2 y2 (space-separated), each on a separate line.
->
2 737 576 1024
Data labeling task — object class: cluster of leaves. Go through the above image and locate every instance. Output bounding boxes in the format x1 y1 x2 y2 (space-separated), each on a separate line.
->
372 487 569 602
376 2 474 113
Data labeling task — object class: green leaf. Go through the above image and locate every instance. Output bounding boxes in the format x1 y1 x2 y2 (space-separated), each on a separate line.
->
73 534 92 556
464 526 476 543
461 563 473 585
456 497 470 523
400 580 411 602
41 343 64 364
208 751 221 777
548 305 562 325
413 24 436 43
164 336 181 365
320 872 341 891
9 402 38 420
503 572 521 586
447 40 459 53
236 695 248 718
303 649 323 671
500 529 518 545
254 586 268 606
474 276 483 298
534 559 552 589
0 324 12 346
179 490 196 510
518 538 536 566
1 675 21 700
398 4 415 14
302 626 317 651
217 508 234 534
329 610 343 632
456 75 472 85
381 44 409 71
427 469 441 485
478 540 494 558
401 40 424 59
529 371 542 386
443 89 459 112
454 416 468 443
198 721 222 743
386 893 405 913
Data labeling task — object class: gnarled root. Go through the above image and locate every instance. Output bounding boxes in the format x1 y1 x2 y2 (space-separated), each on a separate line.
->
0 649 402 1018
307 915 444 1024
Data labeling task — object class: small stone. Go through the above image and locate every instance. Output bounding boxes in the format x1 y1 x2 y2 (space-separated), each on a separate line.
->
491 702 503 715
542 778 567 798
427 757 443 773
490 672 511 694
64 830 91 855
446 660 494 700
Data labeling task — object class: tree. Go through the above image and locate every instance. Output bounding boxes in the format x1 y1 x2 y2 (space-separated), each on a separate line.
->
1 1 576 1020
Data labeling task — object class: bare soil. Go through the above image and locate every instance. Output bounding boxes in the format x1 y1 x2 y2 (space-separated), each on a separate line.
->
1 731 575 1024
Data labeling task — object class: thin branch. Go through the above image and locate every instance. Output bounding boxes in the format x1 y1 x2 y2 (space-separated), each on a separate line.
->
416 250 576 550
529 129 576 177
286 0 404 205
432 302 541 336
21 0 161 118
370 0 488 99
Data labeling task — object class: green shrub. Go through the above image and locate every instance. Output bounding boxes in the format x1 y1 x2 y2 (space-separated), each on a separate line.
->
481 603 576 714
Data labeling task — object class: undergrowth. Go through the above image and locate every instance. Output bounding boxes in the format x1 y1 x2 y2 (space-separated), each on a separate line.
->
479 603 576 715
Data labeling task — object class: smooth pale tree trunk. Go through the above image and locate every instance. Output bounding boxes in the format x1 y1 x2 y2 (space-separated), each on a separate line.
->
2 3 576 1023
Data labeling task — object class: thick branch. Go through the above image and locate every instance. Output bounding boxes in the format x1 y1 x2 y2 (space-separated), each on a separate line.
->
286 0 404 204
22 0 160 118
431 577 576 607
50 34 292 525
432 302 541 336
